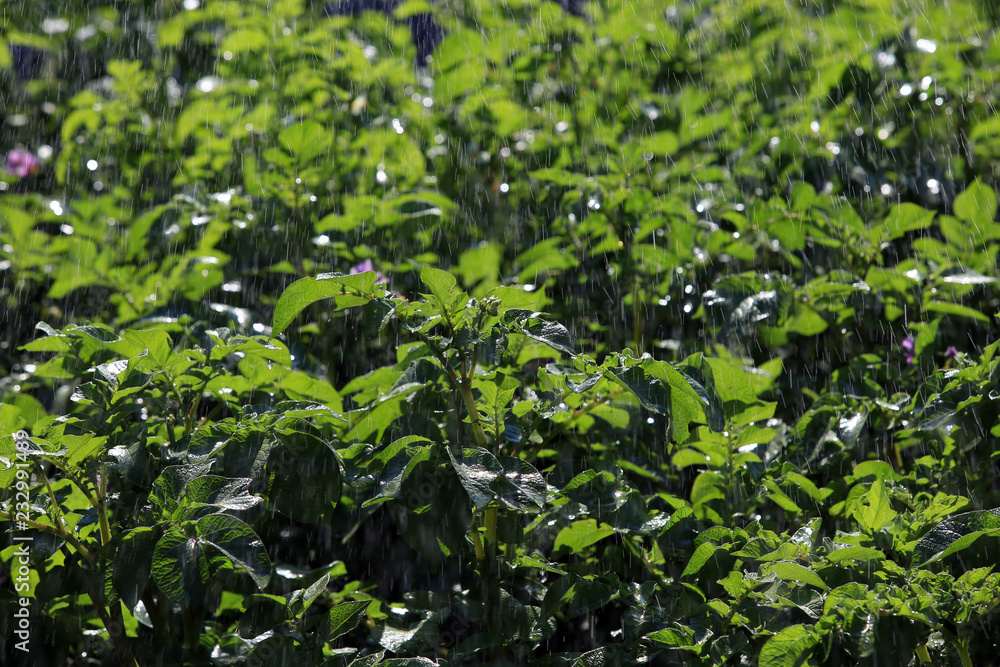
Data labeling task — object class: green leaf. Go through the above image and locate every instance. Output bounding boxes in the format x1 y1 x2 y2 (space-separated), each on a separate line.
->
493 455 546 512
703 357 759 404
510 553 567 575
178 475 262 518
151 527 212 607
782 472 828 504
923 300 988 323
321 600 371 642
914 508 1000 565
363 445 432 508
826 546 885 563
499 589 533 640
196 514 272 590
852 477 897 534
240 596 290 638
445 446 544 512
554 519 615 553
116 329 173 370
644 624 696 648
869 203 936 243
640 130 680 157
68 324 120 344
64 434 109 471
762 561 828 590
88 541 119 608
851 461 902 482
758 625 817 667
221 28 270 55
114 528 158 611
786 302 828 336
393 2 435 20
566 576 619 618
672 448 710 469
541 575 577 620
606 365 671 415
150 462 216 514
953 178 997 239
246 635 303 667
681 542 720 577
266 426 342 525
560 469 620 509
272 273 378 336
347 653 386 667
279 120 331 165
420 264 458 310
274 400 345 423
488 286 544 314
572 645 654 666
371 614 440 655
288 573 331 616
447 446 502 510
503 310 576 355
642 360 709 441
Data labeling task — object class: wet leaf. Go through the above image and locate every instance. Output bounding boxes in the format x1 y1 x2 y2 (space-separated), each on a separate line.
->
759 625 817 667
272 273 379 336
914 508 1000 566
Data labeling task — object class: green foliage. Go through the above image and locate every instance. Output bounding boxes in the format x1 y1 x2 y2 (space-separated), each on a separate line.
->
4 0 1000 665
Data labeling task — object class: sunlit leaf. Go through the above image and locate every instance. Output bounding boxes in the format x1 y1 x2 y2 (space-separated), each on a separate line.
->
271 272 379 336
758 625 817 667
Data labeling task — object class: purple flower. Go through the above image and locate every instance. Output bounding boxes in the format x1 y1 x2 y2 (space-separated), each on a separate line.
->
945 346 958 359
4 149 40 178
901 336 915 364
349 259 387 284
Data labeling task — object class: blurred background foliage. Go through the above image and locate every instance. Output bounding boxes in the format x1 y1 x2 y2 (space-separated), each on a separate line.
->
2 0 998 385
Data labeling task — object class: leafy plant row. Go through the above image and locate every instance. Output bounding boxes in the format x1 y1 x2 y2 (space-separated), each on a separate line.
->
2 264 1000 665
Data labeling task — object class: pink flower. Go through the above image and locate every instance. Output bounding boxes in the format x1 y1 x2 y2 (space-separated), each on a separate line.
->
901 336 915 364
349 259 387 284
5 149 40 178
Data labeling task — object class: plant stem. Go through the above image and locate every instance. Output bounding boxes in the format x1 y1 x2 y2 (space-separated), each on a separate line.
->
182 606 204 653
457 377 490 449
97 467 113 546
937 625 973 667
60 465 100 508
91 599 138 667
420 333 490 448
142 589 173 646
0 510 92 561
481 508 502 660
470 512 486 563
35 461 75 538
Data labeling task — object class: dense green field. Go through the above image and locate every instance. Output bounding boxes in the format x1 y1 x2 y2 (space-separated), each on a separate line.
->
3 0 1000 664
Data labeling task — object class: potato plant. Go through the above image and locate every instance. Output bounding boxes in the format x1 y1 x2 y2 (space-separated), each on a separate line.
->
3 0 1000 665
